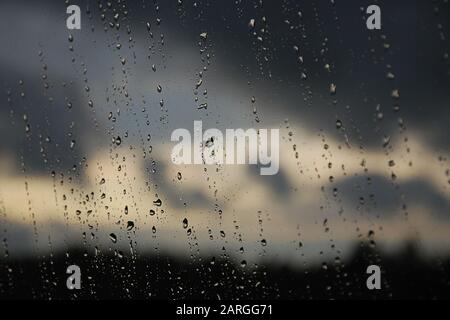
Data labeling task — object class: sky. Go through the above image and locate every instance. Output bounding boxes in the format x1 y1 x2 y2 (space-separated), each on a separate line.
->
0 0 449 270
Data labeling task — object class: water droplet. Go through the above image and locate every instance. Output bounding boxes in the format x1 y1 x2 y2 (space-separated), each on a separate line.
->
153 198 162 206
205 137 214 147
182 218 188 229
382 136 391 148
109 233 117 243
195 79 203 89
329 83 336 95
177 172 182 180
377 112 384 120
391 89 400 99
127 221 134 231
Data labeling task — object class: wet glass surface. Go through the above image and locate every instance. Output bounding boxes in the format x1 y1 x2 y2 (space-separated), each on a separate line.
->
0 0 449 299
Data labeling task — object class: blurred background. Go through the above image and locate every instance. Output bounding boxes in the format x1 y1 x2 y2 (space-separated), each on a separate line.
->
0 0 449 299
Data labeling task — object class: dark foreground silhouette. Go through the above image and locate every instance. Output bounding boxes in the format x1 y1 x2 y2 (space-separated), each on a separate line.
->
1 242 449 300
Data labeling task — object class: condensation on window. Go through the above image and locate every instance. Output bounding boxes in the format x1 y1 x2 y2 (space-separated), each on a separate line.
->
0 0 449 299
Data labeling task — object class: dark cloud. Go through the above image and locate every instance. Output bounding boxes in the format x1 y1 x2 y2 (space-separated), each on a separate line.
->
333 174 450 219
